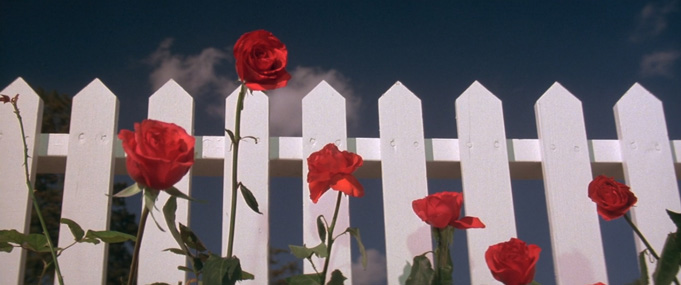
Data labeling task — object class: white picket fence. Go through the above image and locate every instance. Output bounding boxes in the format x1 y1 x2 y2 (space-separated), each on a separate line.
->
1 77 680 284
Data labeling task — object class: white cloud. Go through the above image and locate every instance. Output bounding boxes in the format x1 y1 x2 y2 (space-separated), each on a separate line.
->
640 50 681 77
630 0 678 42
145 38 238 118
352 248 387 285
267 66 362 136
145 39 361 136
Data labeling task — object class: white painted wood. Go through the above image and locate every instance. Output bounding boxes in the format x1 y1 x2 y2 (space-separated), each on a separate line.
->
378 82 431 284
223 87 270 283
535 82 608 284
614 83 681 281
456 81 517 284
138 79 195 284
2 77 681 284
57 79 119 284
0 78 43 284
35 135 680 179
301 80 353 279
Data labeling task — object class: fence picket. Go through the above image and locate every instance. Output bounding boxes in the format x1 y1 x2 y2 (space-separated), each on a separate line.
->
535 83 608 284
57 79 119 284
378 82 431 284
223 87 270 282
301 80 352 278
0 78 43 284
455 81 517 284
0 77 680 284
138 79 195 284
614 83 681 281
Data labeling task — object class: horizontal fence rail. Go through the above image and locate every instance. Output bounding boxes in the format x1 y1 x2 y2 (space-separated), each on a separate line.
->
1 77 680 284
32 135 681 179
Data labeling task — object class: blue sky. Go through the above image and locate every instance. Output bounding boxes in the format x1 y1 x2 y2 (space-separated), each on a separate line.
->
2 1 680 284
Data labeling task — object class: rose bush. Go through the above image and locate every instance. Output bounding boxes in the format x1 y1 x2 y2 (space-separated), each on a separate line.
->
412 191 485 229
233 29 291 91
118 119 195 190
485 238 541 285
307 143 364 203
588 175 638 221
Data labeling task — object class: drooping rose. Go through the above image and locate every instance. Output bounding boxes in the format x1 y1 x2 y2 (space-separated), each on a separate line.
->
412 191 485 229
485 238 541 285
233 30 291 91
307 143 363 203
118 119 195 190
588 175 637 221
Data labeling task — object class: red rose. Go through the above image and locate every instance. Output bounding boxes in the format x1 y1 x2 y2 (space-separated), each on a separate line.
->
588 175 637 221
233 30 291 91
412 192 485 229
307 143 364 203
485 238 541 285
118 119 195 190
591 283 607 285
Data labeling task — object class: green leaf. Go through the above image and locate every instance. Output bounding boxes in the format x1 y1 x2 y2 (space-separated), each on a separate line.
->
143 188 165 232
143 188 160 213
112 183 142 197
179 223 207 252
285 273 322 285
637 250 650 285
0 242 13 253
60 218 85 241
239 183 262 214
163 196 185 256
653 233 681 285
241 270 255 280
327 269 347 285
225 129 236 144
163 248 187 256
85 230 136 243
203 255 251 285
529 281 542 285
666 209 681 229
317 215 327 242
193 256 204 272
345 227 367 269
79 237 101 245
23 234 51 252
405 254 435 285
165 186 196 202
0 229 26 244
289 242 328 259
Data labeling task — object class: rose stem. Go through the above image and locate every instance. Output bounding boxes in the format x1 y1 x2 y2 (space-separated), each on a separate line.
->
320 191 344 284
624 213 679 285
436 227 451 283
11 98 65 285
226 83 247 258
127 205 150 285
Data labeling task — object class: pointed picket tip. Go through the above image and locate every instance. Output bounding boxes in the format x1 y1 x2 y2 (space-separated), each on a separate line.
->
1 77 38 99
617 82 662 106
302 80 344 104
150 79 193 102
379 81 420 104
75 78 117 100
148 79 194 132
457 80 500 105
536 81 581 107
